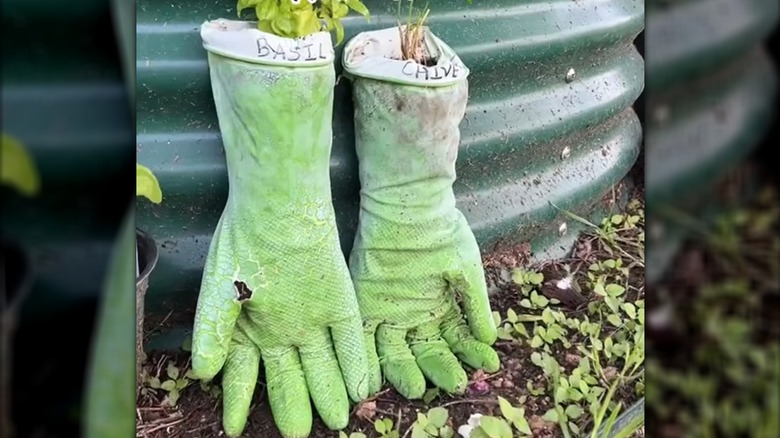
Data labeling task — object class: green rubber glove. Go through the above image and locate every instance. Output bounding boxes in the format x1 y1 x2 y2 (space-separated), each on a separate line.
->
347 74 500 399
191 48 368 438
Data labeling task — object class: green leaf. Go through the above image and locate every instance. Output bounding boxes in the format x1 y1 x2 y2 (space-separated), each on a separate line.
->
136 163 162 203
593 281 607 297
423 387 440 405
565 404 584 419
256 0 280 21
479 416 513 438
339 432 348 438
428 407 448 428
530 352 543 367
507 308 518 323
375 419 388 434
331 16 346 44
566 388 583 402
513 322 529 337
416 413 428 428
529 272 544 285
514 415 532 435
605 295 621 314
161 380 176 391
608 314 622 327
176 378 189 390
531 291 549 307
520 299 532 308
167 363 180 380
492 311 502 327
622 303 637 319
149 377 161 389
579 380 590 395
606 283 625 296
542 408 558 423
167 388 180 405
440 425 454 438
352 433 369 438
1 133 40 197
411 424 429 438
542 308 554 325
498 396 517 421
345 0 370 17
555 386 567 403
497 325 515 341
531 335 543 349
184 369 197 380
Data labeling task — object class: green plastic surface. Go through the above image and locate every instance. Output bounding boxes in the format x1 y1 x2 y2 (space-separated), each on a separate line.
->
137 0 644 316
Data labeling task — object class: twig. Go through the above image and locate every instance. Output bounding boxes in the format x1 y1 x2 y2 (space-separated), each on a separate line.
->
137 418 185 436
144 309 174 341
439 398 499 408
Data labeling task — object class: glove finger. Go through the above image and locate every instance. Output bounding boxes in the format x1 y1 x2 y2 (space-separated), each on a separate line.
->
192 236 243 379
376 324 426 399
221 328 261 438
330 315 371 402
263 346 312 438
409 320 468 394
360 321 383 396
440 309 500 373
446 266 497 345
299 330 350 431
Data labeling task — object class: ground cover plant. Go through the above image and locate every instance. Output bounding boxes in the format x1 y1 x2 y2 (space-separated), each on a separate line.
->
136 189 646 438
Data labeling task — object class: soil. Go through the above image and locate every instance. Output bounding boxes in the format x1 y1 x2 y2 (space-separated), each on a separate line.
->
136 207 645 438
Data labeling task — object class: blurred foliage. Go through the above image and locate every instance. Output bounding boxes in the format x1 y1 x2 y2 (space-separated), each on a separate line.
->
646 182 779 438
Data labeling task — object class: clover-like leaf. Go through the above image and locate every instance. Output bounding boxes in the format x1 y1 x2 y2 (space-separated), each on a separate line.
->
136 163 162 203
428 407 449 428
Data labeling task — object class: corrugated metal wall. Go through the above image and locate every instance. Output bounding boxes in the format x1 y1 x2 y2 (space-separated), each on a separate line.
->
137 0 644 316
644 0 778 283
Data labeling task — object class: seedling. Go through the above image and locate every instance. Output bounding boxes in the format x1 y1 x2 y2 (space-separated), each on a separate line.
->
141 361 195 406
237 0 369 44
373 417 399 438
410 407 454 438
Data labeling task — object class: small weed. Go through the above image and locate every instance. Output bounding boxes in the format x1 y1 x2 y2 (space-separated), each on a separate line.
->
409 407 454 438
505 198 646 437
141 361 195 407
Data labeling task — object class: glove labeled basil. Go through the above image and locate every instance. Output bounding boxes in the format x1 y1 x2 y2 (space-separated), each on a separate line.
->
194 19 368 438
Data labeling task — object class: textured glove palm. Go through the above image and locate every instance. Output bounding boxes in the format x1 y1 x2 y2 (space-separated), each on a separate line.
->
191 52 368 438
349 79 500 399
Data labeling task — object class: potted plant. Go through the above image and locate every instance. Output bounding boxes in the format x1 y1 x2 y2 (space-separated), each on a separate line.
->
190 1 370 437
342 4 500 400
135 163 162 381
1 133 40 438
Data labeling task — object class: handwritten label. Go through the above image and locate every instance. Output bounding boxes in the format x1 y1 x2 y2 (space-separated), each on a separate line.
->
256 37 328 62
401 61 461 81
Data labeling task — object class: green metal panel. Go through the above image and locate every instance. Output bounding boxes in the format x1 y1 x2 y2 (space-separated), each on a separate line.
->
644 0 778 283
137 0 644 315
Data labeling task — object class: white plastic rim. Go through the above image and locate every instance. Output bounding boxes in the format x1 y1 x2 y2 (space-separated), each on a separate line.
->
200 18 335 67
342 26 470 87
